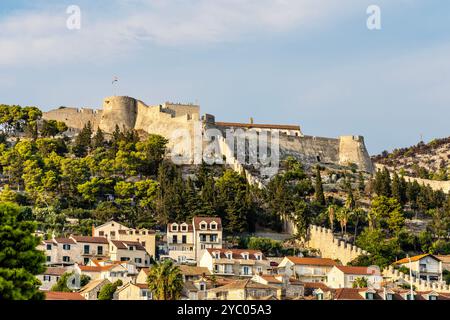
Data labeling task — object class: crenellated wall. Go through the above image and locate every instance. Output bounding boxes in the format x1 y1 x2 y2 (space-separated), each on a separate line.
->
383 265 450 292
281 221 368 265
306 225 368 265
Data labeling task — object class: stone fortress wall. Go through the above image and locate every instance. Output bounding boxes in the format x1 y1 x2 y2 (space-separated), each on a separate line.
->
282 221 368 265
43 95 374 178
375 164 450 193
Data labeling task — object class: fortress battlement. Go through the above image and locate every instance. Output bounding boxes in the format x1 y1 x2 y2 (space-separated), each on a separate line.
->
43 95 374 175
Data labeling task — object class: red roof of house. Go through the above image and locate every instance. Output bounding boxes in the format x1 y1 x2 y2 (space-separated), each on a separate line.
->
394 254 440 265
45 292 85 300
43 267 68 276
335 266 378 275
193 217 222 230
110 240 146 251
71 236 109 244
285 257 338 267
53 238 76 244
215 122 301 131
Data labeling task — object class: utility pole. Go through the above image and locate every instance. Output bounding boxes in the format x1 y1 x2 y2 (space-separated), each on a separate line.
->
408 255 414 300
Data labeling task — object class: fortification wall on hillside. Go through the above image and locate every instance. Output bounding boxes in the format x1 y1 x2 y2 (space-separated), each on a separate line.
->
306 225 368 265
375 164 450 193
43 107 102 131
280 135 340 164
383 266 450 292
282 220 367 265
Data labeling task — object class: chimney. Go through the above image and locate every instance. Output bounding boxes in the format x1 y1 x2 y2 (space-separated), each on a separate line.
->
250 117 254 124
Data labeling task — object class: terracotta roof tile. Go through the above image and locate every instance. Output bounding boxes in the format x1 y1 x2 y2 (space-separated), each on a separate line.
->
215 122 301 131
45 292 85 300
193 217 222 230
394 254 440 265
285 257 338 267
335 266 377 275
71 236 109 244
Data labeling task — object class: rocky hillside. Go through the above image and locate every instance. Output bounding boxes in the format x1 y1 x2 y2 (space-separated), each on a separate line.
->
372 137 450 180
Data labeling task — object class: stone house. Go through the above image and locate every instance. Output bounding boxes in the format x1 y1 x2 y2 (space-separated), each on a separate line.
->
78 279 111 300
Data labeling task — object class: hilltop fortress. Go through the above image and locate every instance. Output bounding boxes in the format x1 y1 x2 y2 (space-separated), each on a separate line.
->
43 96 374 176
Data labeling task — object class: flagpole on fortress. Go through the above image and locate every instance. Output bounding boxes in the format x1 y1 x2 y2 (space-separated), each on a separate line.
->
112 76 118 96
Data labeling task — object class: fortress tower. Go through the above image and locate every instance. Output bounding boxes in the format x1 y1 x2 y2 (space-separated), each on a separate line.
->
99 96 138 133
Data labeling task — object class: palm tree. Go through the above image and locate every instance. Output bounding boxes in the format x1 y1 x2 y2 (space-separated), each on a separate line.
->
352 207 367 241
336 207 352 237
327 205 336 231
147 260 183 300
352 277 368 288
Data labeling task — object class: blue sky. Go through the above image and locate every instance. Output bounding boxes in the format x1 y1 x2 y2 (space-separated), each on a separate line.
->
1 0 450 154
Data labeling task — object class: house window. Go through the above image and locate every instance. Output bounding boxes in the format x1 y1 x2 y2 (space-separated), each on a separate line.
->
128 246 135 251
97 246 103 255
43 275 51 282
84 258 89 265
255 254 261 261
406 294 414 300
242 266 250 275
46 244 52 250
182 235 187 244
210 223 217 230
200 223 207 230
135 258 142 264
121 257 130 261
63 244 71 250
111 231 116 237
172 224 178 232
225 253 232 260
63 256 70 262
99 231 104 236
316 293 324 300
214 265 219 273
429 295 437 301
386 294 393 300
200 234 207 242
213 252 220 259
242 253 249 260
172 235 178 244
210 234 218 242
181 225 187 232
200 283 206 291
84 245 90 254
366 292 374 300
46 256 51 262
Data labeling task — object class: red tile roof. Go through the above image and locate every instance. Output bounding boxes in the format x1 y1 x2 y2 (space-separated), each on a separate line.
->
334 288 368 300
45 292 85 300
193 217 222 230
215 122 301 131
285 257 338 267
394 254 440 265
71 236 109 244
335 266 377 275
43 267 68 276
110 240 146 251
53 238 76 244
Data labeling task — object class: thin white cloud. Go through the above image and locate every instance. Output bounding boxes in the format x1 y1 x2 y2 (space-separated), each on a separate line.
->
0 0 366 66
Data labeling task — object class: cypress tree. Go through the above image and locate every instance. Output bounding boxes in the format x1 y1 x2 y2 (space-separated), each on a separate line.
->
314 166 326 205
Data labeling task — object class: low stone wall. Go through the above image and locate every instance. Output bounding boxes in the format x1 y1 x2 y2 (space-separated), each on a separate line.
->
383 265 450 293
